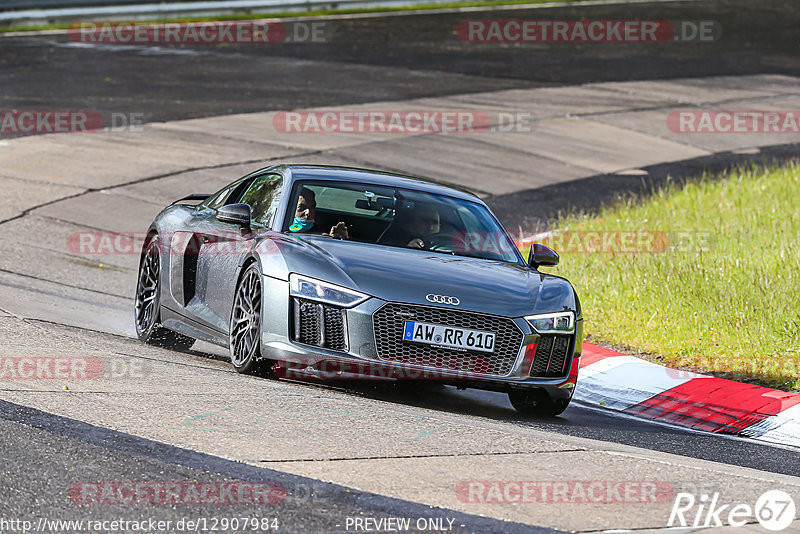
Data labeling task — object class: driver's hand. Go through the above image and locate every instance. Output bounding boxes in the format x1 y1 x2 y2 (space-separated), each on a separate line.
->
407 237 424 249
329 221 350 239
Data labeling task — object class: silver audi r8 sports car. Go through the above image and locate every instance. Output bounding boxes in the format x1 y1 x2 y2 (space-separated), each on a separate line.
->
135 164 583 416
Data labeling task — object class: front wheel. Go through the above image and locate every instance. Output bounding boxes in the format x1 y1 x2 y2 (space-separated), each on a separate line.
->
508 389 570 417
229 263 270 375
134 235 195 351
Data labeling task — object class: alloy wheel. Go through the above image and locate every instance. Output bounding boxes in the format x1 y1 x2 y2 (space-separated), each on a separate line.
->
230 266 262 368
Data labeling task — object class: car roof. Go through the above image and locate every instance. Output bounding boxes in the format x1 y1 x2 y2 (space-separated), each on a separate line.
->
269 164 483 203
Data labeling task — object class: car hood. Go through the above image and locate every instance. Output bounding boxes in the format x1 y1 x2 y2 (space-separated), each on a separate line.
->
269 234 577 317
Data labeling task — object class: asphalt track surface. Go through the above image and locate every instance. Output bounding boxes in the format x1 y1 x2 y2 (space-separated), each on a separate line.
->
1 0 800 532
0 318 797 532
0 400 556 534
2 0 800 126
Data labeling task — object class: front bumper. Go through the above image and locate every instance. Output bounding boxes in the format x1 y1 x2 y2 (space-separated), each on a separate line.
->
259 277 581 398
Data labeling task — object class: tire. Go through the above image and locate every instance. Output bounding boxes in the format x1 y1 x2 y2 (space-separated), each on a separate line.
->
229 263 271 376
508 389 570 417
134 235 195 351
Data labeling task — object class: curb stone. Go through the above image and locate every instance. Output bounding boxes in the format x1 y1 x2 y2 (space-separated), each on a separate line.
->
576 342 800 448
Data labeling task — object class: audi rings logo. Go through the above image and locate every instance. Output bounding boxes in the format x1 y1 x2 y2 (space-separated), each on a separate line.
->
426 294 460 306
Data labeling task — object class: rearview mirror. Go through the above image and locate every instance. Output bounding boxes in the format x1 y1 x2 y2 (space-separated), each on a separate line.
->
528 243 559 269
217 203 251 228
355 197 394 210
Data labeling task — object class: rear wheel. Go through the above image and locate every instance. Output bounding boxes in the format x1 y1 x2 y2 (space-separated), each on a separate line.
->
230 263 270 375
508 389 570 417
134 236 195 351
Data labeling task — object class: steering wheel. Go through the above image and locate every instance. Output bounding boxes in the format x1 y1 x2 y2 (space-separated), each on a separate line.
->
422 232 458 253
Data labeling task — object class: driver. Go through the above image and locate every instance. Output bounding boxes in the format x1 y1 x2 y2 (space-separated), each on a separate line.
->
289 187 350 239
406 203 441 249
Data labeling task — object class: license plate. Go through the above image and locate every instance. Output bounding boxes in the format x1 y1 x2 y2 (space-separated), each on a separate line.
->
402 321 495 353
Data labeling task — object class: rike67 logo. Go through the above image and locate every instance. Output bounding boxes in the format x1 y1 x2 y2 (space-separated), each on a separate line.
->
669 490 796 531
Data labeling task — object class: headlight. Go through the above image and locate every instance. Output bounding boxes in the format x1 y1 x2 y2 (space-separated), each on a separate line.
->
289 274 369 308
525 311 575 334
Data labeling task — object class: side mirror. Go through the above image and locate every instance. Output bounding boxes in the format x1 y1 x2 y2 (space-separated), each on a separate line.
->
217 203 251 228
528 243 559 269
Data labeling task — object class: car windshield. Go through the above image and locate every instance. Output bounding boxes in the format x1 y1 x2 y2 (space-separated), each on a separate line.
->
283 181 523 264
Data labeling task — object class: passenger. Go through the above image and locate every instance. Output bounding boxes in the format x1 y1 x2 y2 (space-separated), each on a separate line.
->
288 187 350 238
289 187 317 232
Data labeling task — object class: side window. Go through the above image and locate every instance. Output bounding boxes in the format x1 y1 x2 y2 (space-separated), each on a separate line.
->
206 185 235 210
456 205 480 232
238 174 283 227
203 174 253 210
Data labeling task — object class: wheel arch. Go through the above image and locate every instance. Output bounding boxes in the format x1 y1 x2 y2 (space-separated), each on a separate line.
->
229 254 262 329
236 254 261 285
138 228 159 269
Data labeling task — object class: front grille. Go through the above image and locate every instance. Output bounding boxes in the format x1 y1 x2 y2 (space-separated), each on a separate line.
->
372 303 523 377
293 298 348 352
529 335 572 377
322 305 347 351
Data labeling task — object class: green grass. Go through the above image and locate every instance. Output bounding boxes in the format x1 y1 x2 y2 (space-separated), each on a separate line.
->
0 0 586 33
532 163 800 392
